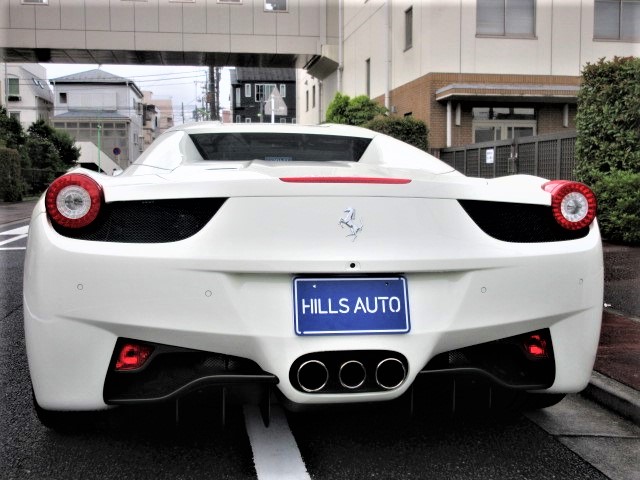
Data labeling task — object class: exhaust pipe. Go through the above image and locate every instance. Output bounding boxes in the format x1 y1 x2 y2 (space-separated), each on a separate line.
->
375 358 406 390
338 360 366 390
297 360 329 393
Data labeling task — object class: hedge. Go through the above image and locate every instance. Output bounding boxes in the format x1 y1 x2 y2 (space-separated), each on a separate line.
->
575 57 640 244
0 147 24 202
364 116 429 152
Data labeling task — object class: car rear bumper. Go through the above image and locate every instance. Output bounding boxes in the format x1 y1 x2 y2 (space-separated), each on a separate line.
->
24 201 604 410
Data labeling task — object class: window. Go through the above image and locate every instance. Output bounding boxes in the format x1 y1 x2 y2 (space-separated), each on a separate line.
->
235 88 241 107
218 0 242 4
477 0 535 37
21 0 48 4
365 58 371 97
6 78 19 96
472 107 536 142
236 115 241 123
312 85 316 108
280 84 286 98
265 0 287 12
9 112 21 122
169 0 195 3
245 84 251 97
59 92 67 104
594 0 640 41
306 90 309 112
255 84 276 102
405 7 413 50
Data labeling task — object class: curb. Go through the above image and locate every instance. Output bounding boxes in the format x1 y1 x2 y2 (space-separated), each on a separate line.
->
582 371 640 425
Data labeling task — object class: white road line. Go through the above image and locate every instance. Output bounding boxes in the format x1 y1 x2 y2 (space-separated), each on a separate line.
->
0 247 26 251
0 226 29 235
0 234 28 247
244 404 311 480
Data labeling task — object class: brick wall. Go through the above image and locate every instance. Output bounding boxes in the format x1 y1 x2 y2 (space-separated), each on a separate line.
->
386 73 581 149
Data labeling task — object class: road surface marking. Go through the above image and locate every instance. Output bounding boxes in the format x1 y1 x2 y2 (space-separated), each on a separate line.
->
0 226 29 235
0 226 29 250
244 404 311 480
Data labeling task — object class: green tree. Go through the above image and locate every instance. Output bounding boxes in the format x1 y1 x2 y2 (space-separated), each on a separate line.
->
21 136 62 193
27 119 80 168
0 107 26 150
575 56 640 244
326 93 387 126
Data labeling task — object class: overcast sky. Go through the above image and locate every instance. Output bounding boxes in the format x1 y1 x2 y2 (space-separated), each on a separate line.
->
42 63 232 124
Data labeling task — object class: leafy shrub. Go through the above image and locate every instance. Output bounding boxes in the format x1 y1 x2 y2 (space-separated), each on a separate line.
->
575 57 640 243
0 147 25 202
364 116 429 151
592 170 640 244
326 93 387 126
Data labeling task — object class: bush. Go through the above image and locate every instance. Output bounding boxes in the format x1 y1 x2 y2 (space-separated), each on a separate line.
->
0 147 25 202
364 116 429 151
575 57 640 243
592 171 640 245
326 93 387 126
27 119 80 168
21 137 61 194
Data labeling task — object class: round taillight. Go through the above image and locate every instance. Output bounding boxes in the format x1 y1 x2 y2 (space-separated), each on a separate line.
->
45 174 103 229
542 180 597 230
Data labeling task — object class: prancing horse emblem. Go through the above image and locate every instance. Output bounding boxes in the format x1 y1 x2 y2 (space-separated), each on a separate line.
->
339 207 363 241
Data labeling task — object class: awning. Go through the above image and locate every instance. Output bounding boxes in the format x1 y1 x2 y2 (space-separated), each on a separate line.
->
435 83 579 104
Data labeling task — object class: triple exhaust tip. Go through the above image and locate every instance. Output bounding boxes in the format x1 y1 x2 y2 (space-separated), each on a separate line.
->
296 357 406 393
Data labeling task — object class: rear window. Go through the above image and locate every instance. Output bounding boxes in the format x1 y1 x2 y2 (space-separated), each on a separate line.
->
189 133 371 162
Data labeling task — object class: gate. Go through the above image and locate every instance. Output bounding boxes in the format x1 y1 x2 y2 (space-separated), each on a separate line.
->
439 131 577 180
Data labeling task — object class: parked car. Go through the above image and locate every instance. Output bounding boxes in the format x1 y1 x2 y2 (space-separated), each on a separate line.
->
24 122 603 429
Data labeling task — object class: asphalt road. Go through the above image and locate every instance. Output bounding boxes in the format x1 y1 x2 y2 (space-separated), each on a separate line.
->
0 220 632 480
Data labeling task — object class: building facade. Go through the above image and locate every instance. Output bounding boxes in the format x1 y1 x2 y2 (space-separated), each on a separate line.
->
230 67 296 123
299 0 640 151
1 63 53 129
50 69 145 168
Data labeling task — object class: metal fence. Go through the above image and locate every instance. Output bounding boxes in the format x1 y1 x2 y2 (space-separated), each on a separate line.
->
439 131 578 181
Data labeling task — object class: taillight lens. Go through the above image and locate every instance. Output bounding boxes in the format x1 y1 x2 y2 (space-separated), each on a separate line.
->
523 334 548 359
542 180 597 230
45 174 103 229
115 343 154 371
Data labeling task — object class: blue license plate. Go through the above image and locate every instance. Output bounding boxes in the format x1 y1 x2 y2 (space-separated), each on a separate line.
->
293 277 410 335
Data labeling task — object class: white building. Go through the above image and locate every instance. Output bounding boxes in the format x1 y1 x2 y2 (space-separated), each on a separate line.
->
1 63 53 129
50 69 145 168
2 0 639 152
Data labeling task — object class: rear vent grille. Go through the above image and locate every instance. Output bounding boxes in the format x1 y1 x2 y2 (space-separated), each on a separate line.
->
458 200 589 243
53 198 226 243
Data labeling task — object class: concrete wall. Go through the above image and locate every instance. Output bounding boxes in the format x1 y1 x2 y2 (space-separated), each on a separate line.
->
0 0 324 60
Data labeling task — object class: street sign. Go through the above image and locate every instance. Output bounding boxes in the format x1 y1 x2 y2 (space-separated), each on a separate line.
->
265 87 287 116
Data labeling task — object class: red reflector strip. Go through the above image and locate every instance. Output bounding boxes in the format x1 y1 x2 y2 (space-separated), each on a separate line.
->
280 177 412 184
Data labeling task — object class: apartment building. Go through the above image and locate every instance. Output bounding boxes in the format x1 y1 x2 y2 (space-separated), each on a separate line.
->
50 69 145 168
230 67 296 123
299 0 640 151
1 63 53 129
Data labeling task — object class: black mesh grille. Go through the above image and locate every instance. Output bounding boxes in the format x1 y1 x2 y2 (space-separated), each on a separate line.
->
52 198 227 243
458 200 589 243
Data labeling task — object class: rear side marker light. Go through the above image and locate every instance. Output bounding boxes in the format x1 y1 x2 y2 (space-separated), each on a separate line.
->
115 343 154 371
280 177 411 184
45 173 104 229
542 180 597 230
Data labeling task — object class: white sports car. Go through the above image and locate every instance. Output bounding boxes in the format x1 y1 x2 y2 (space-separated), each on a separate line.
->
24 123 603 429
